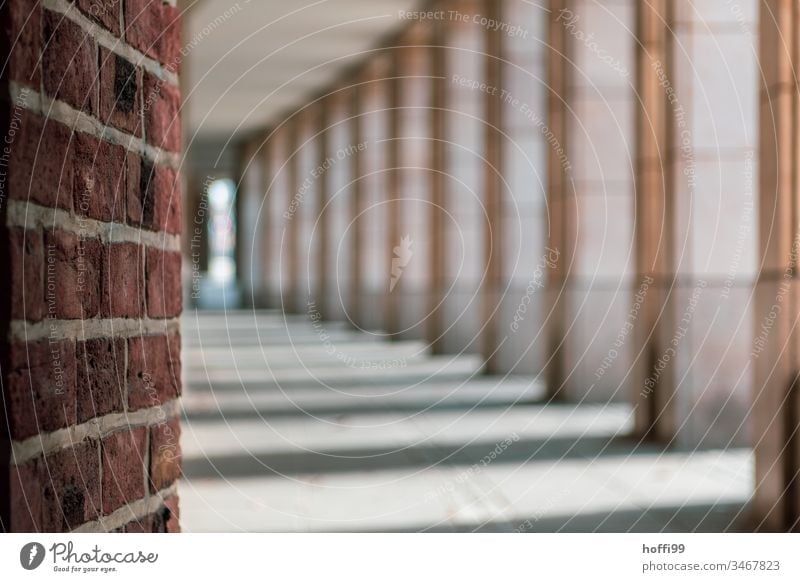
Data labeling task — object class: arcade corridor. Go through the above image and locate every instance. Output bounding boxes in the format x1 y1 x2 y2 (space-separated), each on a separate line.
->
3 0 800 535
178 311 750 532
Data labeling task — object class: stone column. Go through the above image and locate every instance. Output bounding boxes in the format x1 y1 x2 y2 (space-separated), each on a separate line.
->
754 0 800 531
633 0 675 440
481 0 504 373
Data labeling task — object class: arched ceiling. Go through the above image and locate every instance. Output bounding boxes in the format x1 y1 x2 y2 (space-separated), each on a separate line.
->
181 0 417 140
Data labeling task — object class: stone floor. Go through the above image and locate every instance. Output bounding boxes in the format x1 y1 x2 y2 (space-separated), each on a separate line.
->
178 311 754 532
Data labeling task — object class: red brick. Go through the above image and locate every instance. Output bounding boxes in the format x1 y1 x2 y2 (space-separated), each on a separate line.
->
146 248 182 318
9 460 42 532
44 229 102 319
6 339 77 440
9 111 73 210
42 9 98 115
143 71 181 152
9 227 44 321
101 243 143 318
140 162 181 234
124 0 180 67
73 132 126 222
102 427 146 514
99 48 143 136
5 0 42 85
74 0 121 36
149 417 181 492
163 496 180 532
76 337 126 423
126 152 143 224
40 440 101 531
127 334 181 410
122 498 178 532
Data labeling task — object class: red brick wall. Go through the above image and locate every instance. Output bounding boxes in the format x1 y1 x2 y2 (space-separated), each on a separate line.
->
1 0 182 532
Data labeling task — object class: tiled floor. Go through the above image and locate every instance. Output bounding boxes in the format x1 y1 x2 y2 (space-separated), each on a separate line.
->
178 311 753 532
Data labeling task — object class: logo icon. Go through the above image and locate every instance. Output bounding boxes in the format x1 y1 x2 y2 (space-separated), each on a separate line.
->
390 235 413 292
20 542 45 570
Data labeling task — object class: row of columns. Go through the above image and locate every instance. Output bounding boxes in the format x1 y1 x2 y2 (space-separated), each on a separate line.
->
229 0 800 530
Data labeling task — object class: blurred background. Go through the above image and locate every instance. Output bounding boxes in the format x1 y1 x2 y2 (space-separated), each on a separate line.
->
173 0 773 532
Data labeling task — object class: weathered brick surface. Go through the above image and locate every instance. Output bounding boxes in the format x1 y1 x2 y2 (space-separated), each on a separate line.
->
9 227 44 321
126 151 143 224
1 0 181 533
124 0 181 67
6 339 77 440
140 161 182 234
40 440 101 531
99 48 143 136
44 229 103 319
42 9 98 115
127 334 181 410
122 500 179 532
76 337 126 422
149 417 181 492
102 427 147 514
9 460 42 532
9 111 73 209
73 131 127 222
143 71 181 152
75 0 121 36
4 0 42 85
146 248 182 318
101 243 144 318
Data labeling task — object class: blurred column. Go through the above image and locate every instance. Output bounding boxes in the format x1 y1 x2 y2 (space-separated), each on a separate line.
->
481 0 504 373
440 0 485 356
324 89 353 320
286 116 301 313
633 0 674 440
359 58 391 331
544 0 575 397
427 7 447 353
186 172 210 307
296 108 319 315
655 2 758 449
259 130 273 308
386 50 402 336
496 1 550 374
394 24 433 340
552 0 637 402
265 126 288 308
349 83 365 327
315 102 330 317
235 139 265 307
755 0 799 531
